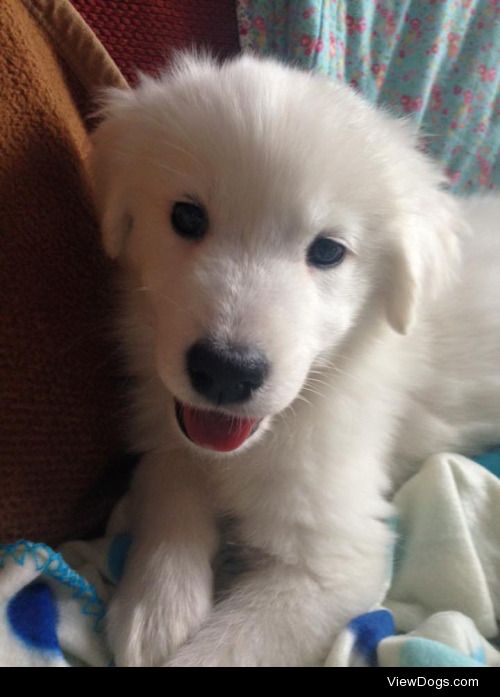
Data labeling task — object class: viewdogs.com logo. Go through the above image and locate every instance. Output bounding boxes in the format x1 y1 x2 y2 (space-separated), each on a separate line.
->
387 677 479 689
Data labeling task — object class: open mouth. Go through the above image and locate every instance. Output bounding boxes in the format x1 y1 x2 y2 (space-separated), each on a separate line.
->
175 400 261 452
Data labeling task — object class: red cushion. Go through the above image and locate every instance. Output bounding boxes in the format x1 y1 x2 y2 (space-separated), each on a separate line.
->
71 0 240 86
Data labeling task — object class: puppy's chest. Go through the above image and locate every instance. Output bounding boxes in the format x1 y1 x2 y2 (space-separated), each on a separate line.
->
209 465 281 525
206 457 336 562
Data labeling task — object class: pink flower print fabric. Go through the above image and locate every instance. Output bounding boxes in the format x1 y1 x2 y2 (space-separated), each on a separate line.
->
237 0 499 194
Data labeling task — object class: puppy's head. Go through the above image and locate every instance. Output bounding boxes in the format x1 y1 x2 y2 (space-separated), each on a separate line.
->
91 54 462 454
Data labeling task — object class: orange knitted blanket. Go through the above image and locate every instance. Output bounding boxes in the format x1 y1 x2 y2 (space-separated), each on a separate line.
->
0 0 128 544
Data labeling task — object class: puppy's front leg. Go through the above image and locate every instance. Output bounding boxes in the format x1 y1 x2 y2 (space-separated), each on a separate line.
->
166 524 389 667
107 452 217 667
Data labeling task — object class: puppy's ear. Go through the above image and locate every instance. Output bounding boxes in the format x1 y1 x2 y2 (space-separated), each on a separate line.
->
385 188 463 335
90 87 137 259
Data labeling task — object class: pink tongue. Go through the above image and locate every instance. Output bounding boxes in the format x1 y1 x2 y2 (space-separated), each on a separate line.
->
182 405 257 452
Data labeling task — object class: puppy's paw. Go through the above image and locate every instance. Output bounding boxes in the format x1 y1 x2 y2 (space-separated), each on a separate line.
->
164 617 265 667
165 640 242 668
107 565 212 667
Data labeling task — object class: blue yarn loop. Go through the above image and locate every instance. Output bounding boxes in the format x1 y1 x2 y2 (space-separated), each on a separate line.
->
0 541 106 631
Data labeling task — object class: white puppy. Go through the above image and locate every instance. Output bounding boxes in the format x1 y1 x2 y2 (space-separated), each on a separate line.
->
91 54 500 666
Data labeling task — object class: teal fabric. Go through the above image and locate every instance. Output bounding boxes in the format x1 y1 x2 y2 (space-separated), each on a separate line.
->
237 0 499 194
473 447 500 476
399 637 485 667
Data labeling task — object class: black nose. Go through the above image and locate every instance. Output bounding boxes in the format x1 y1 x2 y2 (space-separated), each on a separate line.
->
186 339 269 406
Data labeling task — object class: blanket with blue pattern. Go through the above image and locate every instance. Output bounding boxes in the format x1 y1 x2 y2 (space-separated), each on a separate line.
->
1 451 499 666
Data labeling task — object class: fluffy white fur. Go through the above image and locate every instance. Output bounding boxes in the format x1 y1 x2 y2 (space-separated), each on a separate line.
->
90 54 500 666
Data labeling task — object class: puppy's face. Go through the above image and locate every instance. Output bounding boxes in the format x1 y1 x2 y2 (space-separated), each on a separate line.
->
92 55 461 454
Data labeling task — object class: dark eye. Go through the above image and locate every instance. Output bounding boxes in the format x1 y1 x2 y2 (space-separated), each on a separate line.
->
307 236 346 268
171 201 208 240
